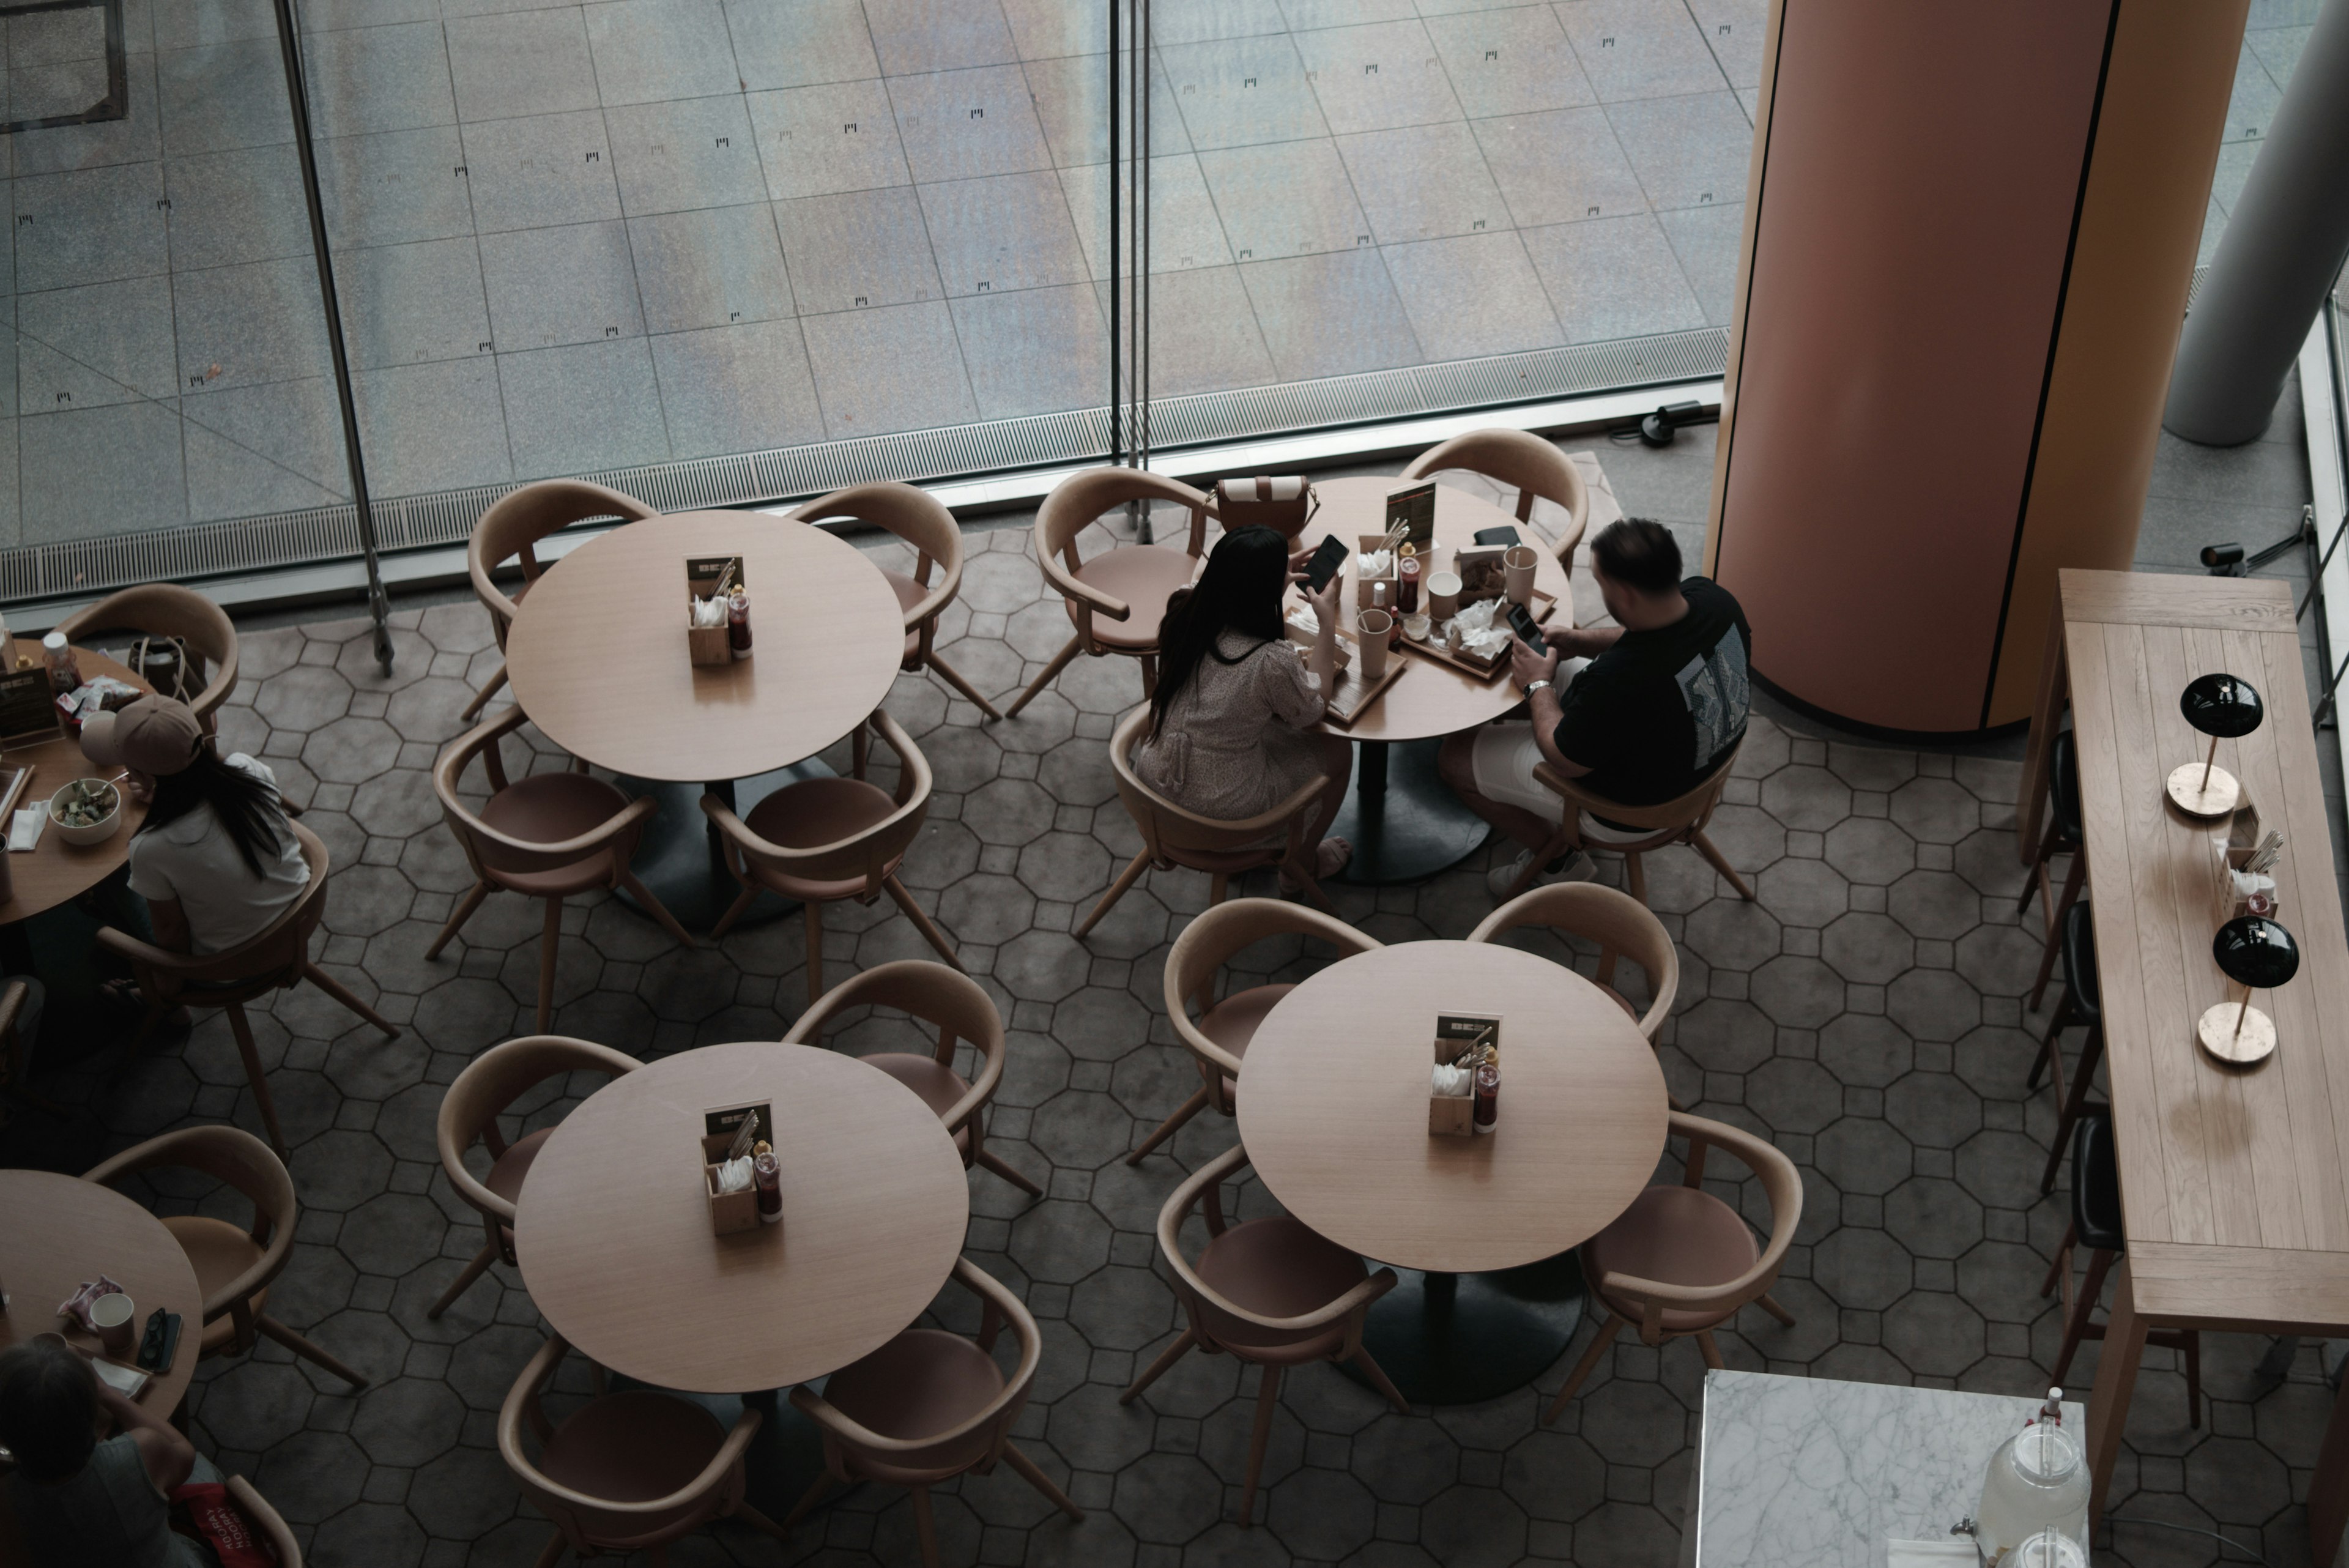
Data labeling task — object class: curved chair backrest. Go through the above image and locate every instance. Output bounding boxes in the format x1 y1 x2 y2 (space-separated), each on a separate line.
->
1158 1145 1395 1358
81 1126 294 1326
788 481 963 634
225 1476 303 1567
469 480 657 633
437 1035 640 1224
53 585 240 723
1468 883 1679 1039
790 1258 1041 1482
1163 897 1379 1077
500 1334 759 1555
95 820 333 999
434 707 653 883
1035 466 1214 568
1108 707 1326 871
1605 1111 1804 1342
1539 737 1745 845
1399 429 1590 568
782 959 1003 1134
703 710 932 895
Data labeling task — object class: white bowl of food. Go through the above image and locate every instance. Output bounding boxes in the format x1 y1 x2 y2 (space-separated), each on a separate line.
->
49 777 122 846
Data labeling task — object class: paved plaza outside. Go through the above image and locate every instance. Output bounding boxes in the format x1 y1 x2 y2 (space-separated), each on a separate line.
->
0 420 2338 1567
0 0 2306 552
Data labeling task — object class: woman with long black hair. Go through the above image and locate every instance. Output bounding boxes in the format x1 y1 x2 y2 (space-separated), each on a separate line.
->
81 696 308 956
1132 524 1355 886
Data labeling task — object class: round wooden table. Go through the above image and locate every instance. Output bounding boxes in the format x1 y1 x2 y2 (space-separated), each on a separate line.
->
0 650 152 926
514 1041 970 1395
0 1170 204 1417
1296 478 1576 883
502 511 906 927
1237 940 1668 1403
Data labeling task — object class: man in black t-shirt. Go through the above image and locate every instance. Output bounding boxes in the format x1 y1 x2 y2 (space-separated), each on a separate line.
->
1437 518 1751 897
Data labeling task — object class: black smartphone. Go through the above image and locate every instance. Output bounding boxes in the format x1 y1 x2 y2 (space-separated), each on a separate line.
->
136 1309 181 1375
1507 602 1548 656
1474 525 1521 547
1302 533 1349 592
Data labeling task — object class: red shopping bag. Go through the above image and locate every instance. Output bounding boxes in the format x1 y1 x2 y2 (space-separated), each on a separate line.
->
169 1483 276 1568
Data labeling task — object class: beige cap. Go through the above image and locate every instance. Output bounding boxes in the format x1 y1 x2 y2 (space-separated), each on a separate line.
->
80 696 203 776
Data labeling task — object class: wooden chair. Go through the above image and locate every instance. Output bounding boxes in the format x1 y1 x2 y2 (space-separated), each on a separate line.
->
787 480 1001 719
500 1332 789 1566
1080 705 1334 937
464 480 656 721
2028 900 2104 1197
1398 427 1590 572
431 705 694 1031
52 584 240 729
1124 1144 1406 1526
431 1034 640 1320
0 978 61 1130
1542 1110 1800 1424
1003 467 1214 718
99 822 398 1159
789 1258 1083 1567
1129 897 1378 1165
1508 740 1753 906
225 1476 303 1567
2042 1105 2200 1426
2022 729 2087 1011
783 959 1041 1197
699 709 959 1000
1469 881 1683 1106
83 1126 367 1391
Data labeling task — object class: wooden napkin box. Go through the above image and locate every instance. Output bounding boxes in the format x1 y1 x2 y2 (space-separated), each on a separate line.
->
1429 1013 1501 1137
686 556 742 668
1356 535 1398 610
700 1100 769 1235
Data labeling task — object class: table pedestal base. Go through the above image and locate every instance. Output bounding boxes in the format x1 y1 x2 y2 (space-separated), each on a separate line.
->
1344 1252 1587 1406
617 763 831 932
1330 738 1490 885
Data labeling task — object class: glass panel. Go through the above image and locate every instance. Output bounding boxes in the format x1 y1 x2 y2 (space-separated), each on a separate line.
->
9 0 355 549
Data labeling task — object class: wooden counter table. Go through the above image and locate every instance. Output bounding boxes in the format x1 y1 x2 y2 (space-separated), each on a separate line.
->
1292 478 1575 883
0 1169 204 1418
2017 569 2349 1561
1236 939 1668 1404
0 650 152 925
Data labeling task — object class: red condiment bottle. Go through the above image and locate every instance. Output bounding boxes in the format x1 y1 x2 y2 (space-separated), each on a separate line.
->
1473 1060 1498 1129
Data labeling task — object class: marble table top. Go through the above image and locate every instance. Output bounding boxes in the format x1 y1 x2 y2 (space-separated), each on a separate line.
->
1691 1371 2085 1568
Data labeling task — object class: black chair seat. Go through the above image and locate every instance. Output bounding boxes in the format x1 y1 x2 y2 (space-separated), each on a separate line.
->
2059 900 2099 1022
2072 1104 2124 1254
2049 730 2084 848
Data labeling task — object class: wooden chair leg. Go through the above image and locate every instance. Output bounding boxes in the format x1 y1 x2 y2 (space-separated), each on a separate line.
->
1003 1443 1086 1521
425 882 490 959
1123 1329 1197 1404
256 1314 368 1389
2040 1220 2077 1298
1127 1086 1211 1165
707 881 760 941
459 660 510 723
910 1485 942 1568
1349 1348 1410 1414
301 962 399 1038
926 648 1004 721
1238 1362 1281 1527
1543 1312 1625 1425
974 1148 1044 1197
1076 850 1151 937
1692 831 1753 899
1005 634 1083 718
614 871 696 948
1208 871 1229 906
2027 992 2074 1093
2017 842 2054 916
733 1500 793 1543
1137 652 1158 698
2183 1330 2203 1428
1512 829 1575 897
1625 850 1649 907
804 897 826 1002
883 875 965 972
2027 918 2066 1014
2041 1021 2103 1195
781 1473 836 1531
1697 1329 1726 1370
2048 1246 2114 1389
530 1530 567 1568
426 1243 499 1320
536 897 563 1034
226 1004 287 1159
1756 1292 1797 1326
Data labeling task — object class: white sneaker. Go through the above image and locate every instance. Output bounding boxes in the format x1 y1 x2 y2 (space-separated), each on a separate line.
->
1486 847 1596 900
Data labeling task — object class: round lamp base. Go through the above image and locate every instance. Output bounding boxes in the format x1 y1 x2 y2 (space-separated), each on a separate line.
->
2166 762 2241 819
2197 1001 2276 1066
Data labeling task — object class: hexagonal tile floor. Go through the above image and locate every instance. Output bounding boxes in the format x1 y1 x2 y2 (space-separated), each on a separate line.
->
3 478 2331 1568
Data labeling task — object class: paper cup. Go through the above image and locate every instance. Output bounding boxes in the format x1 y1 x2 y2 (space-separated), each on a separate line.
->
1427 571 1462 622
1357 610 1392 679
1504 546 1539 606
92 1293 135 1358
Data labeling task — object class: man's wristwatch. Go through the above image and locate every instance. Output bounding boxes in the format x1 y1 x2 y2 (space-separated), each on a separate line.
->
1521 678 1552 698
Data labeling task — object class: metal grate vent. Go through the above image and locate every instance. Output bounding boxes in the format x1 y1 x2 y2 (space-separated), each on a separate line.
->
0 326 1726 606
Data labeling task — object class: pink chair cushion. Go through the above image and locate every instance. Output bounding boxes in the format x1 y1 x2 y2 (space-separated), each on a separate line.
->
740 778 904 901
1193 1216 1366 1359
478 773 630 895
881 568 926 663
1067 546 1197 650
822 1328 1006 1477
487 1126 554 1246
539 1390 729 1539
864 1052 973 1159
1582 1184 1759 1334
1193 983 1296 1105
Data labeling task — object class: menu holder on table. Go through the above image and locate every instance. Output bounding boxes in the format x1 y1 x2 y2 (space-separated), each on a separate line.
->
700 1101 770 1235
1384 481 1436 551
1399 590 1562 683
0 669 60 746
1429 1013 1501 1137
685 557 743 667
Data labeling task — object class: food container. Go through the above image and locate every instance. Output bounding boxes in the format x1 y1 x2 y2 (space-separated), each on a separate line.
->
686 557 743 668
702 1131 760 1234
48 778 121 847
